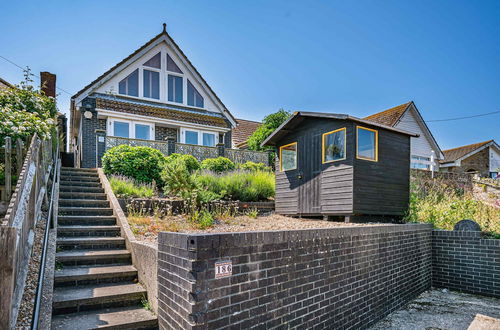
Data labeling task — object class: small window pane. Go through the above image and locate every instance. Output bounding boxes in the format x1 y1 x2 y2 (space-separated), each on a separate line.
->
185 131 198 145
143 52 161 69
135 124 150 140
114 121 129 138
143 70 160 99
167 54 183 73
280 143 297 171
118 69 138 97
357 127 377 161
168 75 183 103
202 133 215 147
187 80 204 108
323 128 345 162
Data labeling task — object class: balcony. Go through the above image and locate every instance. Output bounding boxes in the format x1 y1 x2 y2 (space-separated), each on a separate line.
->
105 136 270 165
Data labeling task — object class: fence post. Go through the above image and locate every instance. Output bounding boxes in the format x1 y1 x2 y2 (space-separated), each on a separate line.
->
0 226 17 329
217 143 225 157
16 139 23 176
4 137 12 202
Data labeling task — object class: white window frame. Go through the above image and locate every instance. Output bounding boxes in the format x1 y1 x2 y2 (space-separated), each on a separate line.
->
180 127 218 147
107 117 155 141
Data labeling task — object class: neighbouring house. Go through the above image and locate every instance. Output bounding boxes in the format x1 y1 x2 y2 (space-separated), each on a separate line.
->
440 140 500 178
0 76 12 89
69 24 257 168
262 112 416 220
231 118 261 149
364 101 443 171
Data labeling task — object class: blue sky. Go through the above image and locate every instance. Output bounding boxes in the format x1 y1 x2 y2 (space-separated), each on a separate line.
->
0 0 498 150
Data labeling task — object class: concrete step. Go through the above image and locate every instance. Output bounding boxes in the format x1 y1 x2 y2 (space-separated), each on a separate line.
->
56 249 131 266
59 199 110 208
57 237 126 251
52 283 147 315
59 207 114 216
57 225 121 237
60 180 101 187
61 167 97 173
59 192 107 200
60 175 100 182
54 265 138 287
58 216 117 226
51 306 158 329
59 186 105 193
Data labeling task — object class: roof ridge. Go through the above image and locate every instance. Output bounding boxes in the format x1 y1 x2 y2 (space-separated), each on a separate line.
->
443 140 493 153
364 101 412 119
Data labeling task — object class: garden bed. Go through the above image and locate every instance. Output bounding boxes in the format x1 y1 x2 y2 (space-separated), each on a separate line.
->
127 213 383 244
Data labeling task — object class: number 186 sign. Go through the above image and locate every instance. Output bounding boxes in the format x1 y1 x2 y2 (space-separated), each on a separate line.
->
215 260 232 278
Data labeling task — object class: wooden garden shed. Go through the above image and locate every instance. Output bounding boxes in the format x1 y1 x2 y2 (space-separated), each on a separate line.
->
262 112 418 221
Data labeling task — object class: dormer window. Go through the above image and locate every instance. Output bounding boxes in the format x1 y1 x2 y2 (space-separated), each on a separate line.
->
118 69 139 97
187 80 204 108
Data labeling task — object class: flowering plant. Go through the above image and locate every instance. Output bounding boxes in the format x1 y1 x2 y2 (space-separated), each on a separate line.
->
0 69 56 145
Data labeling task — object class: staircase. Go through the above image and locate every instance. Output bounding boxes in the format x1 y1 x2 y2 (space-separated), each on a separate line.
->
51 167 157 329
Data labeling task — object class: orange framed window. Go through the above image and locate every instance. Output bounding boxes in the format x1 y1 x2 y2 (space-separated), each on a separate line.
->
279 142 297 171
356 126 378 162
322 127 346 164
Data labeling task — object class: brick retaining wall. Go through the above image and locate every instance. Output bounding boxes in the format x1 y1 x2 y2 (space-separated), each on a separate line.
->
432 230 499 298
158 224 432 329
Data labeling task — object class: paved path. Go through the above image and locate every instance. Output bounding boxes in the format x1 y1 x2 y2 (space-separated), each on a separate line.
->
370 289 500 330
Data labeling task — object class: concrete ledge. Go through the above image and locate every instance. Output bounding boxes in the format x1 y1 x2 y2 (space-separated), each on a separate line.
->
98 169 158 314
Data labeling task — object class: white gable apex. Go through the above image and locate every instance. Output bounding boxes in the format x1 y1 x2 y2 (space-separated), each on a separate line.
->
73 32 236 127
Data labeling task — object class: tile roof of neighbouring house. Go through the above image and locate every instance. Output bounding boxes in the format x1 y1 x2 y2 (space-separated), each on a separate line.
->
232 119 261 148
363 102 412 127
0 76 12 88
441 140 494 163
94 94 230 128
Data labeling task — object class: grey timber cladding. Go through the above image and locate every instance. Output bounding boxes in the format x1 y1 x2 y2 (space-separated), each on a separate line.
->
273 117 410 216
157 224 432 329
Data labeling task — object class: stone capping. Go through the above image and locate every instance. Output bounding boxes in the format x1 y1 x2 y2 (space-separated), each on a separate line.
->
97 168 159 313
159 223 432 249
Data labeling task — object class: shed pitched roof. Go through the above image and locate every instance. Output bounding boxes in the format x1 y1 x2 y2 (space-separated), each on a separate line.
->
363 102 412 126
232 119 261 148
442 140 494 163
262 111 418 147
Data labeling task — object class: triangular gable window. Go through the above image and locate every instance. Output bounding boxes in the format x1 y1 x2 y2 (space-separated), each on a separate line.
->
187 80 204 108
118 69 139 97
143 52 161 69
167 54 183 74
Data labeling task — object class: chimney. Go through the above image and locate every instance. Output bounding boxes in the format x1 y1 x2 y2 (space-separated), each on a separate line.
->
40 72 56 98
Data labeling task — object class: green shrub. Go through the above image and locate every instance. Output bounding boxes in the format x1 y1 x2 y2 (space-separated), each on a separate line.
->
102 145 165 184
238 161 270 172
200 157 235 173
109 175 154 198
194 170 275 202
190 209 214 229
165 153 200 173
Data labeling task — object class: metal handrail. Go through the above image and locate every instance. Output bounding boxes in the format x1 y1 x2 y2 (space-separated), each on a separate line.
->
31 142 60 330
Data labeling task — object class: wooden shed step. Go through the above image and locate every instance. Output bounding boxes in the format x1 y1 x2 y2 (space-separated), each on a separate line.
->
51 306 158 329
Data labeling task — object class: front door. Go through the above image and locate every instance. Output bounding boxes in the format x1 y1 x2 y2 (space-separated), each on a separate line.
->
298 130 322 215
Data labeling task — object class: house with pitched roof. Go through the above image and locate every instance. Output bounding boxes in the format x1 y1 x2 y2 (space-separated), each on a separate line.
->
364 101 443 170
231 118 261 149
440 140 500 178
70 24 243 168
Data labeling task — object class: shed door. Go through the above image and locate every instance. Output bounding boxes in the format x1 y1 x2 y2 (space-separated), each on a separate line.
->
298 131 322 215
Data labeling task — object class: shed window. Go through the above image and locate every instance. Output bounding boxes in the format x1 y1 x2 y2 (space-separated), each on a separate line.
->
118 69 139 97
280 142 297 171
322 128 346 163
356 126 378 161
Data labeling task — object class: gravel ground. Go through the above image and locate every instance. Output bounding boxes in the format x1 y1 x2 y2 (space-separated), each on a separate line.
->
370 289 500 330
15 214 47 329
134 213 388 243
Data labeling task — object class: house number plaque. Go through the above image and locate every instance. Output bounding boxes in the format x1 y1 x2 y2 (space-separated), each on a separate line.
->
215 260 232 278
